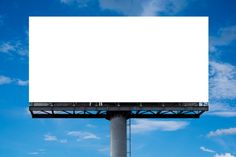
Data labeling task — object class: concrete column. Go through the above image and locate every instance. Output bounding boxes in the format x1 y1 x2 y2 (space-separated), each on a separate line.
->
110 114 127 157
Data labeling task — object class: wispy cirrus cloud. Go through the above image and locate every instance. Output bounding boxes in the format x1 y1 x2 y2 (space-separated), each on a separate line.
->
211 25 236 52
28 149 45 155
0 75 28 86
208 25 236 117
209 61 236 100
209 111 236 117
208 127 236 137
131 119 188 133
67 131 100 140
0 41 28 56
0 75 13 85
208 102 236 117
44 131 99 144
44 134 67 143
99 0 188 16
44 134 57 141
28 152 39 155
200 146 215 153
0 42 16 53
59 0 188 16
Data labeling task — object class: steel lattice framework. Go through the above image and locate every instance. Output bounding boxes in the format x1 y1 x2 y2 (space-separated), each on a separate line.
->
29 102 208 119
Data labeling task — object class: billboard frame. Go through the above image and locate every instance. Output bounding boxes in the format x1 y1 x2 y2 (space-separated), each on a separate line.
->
29 102 208 119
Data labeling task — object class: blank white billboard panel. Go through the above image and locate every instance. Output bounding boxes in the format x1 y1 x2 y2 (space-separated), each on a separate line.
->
29 17 208 102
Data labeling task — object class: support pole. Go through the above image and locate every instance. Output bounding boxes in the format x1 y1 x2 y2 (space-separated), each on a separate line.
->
110 114 127 157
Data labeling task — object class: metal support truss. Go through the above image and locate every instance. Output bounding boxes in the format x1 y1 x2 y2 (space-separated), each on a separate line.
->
29 102 208 119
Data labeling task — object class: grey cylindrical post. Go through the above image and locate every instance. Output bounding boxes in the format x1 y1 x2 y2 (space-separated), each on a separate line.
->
110 114 127 157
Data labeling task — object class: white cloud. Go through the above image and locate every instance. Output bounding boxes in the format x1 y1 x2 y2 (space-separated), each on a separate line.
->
99 0 187 16
200 146 215 153
0 41 28 56
17 79 28 86
0 75 13 85
44 134 68 144
44 134 58 141
28 149 45 155
0 75 28 86
210 103 233 112
67 131 100 140
211 25 236 52
0 42 16 53
209 61 236 99
208 127 236 137
200 146 235 157
131 119 188 133
208 102 236 118
209 111 236 117
28 152 39 155
214 153 235 157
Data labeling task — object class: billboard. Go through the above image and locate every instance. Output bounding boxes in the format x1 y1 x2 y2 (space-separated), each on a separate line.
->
29 17 208 102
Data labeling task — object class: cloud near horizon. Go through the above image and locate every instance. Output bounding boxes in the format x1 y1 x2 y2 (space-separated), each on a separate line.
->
131 119 188 133
208 127 236 137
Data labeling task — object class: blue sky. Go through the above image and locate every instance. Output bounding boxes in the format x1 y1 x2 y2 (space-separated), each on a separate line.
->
1 0 236 157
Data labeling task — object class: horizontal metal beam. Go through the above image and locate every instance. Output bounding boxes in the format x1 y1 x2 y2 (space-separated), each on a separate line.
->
31 113 201 118
29 102 208 119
